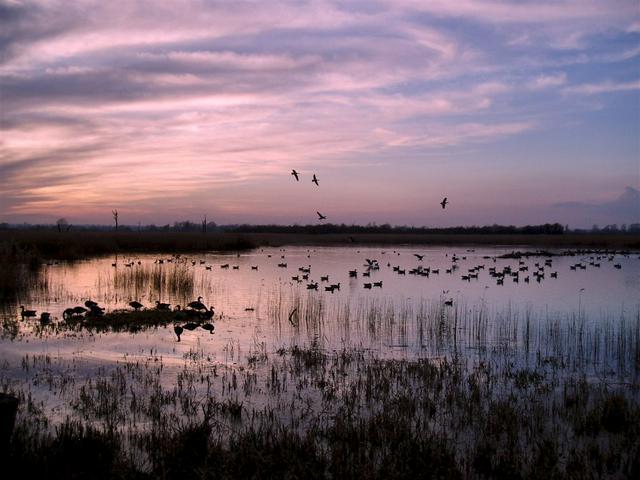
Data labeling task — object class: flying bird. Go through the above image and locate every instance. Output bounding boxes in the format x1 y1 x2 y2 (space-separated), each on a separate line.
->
440 197 448 209
317 211 327 220
312 174 319 186
414 254 424 261
291 169 300 181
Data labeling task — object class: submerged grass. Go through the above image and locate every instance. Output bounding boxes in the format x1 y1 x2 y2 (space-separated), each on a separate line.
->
4 344 639 479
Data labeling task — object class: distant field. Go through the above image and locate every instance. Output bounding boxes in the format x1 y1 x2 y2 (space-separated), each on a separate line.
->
0 230 638 260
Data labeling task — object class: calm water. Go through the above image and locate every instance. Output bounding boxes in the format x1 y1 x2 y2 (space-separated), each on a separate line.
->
1 244 638 423
1 244 638 357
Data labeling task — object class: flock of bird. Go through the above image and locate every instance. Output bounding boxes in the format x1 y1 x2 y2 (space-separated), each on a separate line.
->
291 169 449 221
17 249 629 340
19 296 217 342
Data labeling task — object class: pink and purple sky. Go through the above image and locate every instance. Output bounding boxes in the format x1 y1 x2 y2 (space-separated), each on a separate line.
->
1 0 639 227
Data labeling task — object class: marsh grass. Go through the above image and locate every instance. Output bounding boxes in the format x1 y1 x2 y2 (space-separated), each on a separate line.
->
2 292 639 478
0 241 45 300
4 337 639 479
113 262 195 302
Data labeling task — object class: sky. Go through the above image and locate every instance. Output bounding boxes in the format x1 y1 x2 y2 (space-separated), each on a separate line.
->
1 0 639 228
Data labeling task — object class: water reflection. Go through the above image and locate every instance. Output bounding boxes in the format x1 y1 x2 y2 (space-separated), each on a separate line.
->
1 245 638 360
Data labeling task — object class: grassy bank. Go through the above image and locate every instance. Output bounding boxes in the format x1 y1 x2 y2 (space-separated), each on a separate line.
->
0 230 257 261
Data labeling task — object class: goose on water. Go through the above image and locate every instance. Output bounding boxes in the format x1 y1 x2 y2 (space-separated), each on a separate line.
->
156 301 171 311
187 296 206 311
20 306 37 318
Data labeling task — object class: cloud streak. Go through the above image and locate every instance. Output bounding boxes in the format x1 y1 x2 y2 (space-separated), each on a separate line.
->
1 0 638 225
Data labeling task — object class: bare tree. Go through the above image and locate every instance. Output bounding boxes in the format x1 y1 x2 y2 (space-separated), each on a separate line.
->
56 218 68 232
112 210 119 231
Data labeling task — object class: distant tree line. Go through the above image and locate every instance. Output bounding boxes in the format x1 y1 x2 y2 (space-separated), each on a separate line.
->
1 221 639 234
227 223 568 235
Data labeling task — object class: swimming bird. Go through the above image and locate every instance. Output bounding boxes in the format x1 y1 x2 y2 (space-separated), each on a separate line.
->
156 301 171 311
174 325 183 341
129 301 143 311
89 305 105 316
63 308 75 319
440 197 448 209
20 306 37 319
312 174 319 186
291 169 300 181
317 211 327 220
187 296 206 311
444 299 454 306
200 306 215 320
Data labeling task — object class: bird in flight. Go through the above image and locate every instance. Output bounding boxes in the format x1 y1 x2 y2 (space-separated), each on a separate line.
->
291 169 300 181
414 254 424 261
312 174 319 186
317 211 327 220
440 197 448 209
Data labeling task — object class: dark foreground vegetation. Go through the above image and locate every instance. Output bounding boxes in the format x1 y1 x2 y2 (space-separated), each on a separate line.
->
3 296 639 479
5 344 639 479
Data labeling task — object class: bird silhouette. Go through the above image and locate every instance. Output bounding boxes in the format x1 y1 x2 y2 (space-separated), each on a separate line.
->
174 325 183 341
201 323 215 334
200 306 215 320
187 296 206 311
84 300 98 309
440 197 448 209
317 211 327 220
129 301 143 311
414 254 424 261
291 169 300 181
312 174 319 186
20 306 37 319
156 301 171 311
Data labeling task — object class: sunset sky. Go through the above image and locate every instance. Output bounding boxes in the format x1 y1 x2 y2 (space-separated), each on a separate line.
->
1 0 639 227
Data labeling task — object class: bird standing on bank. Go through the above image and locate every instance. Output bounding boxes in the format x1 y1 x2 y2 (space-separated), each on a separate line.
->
129 301 143 311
